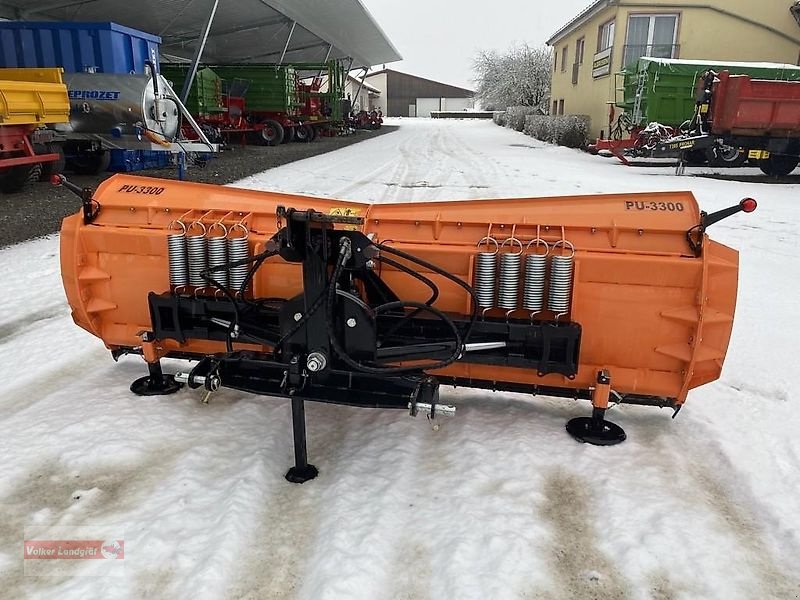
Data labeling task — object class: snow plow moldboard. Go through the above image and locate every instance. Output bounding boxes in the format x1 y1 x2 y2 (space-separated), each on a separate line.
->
58 174 753 482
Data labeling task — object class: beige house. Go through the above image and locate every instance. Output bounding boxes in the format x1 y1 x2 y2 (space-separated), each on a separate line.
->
547 0 800 139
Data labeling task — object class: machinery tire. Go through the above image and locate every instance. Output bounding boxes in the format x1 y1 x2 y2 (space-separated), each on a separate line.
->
0 163 42 193
307 125 318 142
294 125 310 142
707 145 747 168
71 151 111 175
758 155 799 177
283 126 296 143
35 143 66 181
259 120 285 146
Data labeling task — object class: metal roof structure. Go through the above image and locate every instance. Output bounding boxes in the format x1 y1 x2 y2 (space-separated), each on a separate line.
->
0 0 402 68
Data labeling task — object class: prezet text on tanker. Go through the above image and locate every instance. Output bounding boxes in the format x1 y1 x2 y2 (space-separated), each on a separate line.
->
68 90 121 100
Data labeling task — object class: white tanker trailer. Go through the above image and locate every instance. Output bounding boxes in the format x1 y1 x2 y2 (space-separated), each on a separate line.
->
36 67 216 175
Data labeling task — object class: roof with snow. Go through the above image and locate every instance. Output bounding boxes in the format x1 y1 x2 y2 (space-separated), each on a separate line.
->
0 0 402 68
547 0 614 46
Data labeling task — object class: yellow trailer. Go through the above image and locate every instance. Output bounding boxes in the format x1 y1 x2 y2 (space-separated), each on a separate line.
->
0 68 70 192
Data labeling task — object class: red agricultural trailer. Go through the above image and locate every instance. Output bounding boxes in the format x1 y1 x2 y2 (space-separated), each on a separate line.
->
654 70 800 175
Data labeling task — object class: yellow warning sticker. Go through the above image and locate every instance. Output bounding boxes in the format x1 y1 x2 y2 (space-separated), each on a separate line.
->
329 207 361 230
329 207 361 217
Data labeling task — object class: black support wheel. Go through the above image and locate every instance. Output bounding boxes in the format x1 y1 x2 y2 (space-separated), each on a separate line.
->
259 119 285 146
0 163 42 193
282 125 295 143
566 417 627 446
307 124 318 141
758 155 799 177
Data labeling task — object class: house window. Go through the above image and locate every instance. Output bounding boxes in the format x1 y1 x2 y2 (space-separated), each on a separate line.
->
558 99 565 115
552 100 558 115
554 50 558 72
575 37 585 65
598 20 615 51
624 14 679 66
561 47 568 72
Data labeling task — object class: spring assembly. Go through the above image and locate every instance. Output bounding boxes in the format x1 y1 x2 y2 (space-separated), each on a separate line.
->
473 237 499 309
522 239 549 315
228 224 250 293
497 238 523 311
186 222 208 288
167 221 188 288
207 223 228 289
548 240 575 317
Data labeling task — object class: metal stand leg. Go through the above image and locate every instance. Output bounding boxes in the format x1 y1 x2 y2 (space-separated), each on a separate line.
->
566 370 627 446
285 397 319 483
130 360 183 396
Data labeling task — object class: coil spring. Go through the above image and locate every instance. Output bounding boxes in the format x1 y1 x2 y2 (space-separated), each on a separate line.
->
522 240 549 314
187 223 208 288
474 237 499 309
548 240 575 317
228 225 250 293
497 238 523 311
207 223 228 289
167 222 188 288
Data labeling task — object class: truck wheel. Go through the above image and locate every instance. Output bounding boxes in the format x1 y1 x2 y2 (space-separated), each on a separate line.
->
70 151 110 175
0 163 42 193
259 120 284 146
295 125 310 142
758 155 799 177
35 143 66 181
283 126 295 143
307 125 318 141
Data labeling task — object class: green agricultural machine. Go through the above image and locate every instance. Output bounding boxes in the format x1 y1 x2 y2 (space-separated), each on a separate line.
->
617 57 800 129
593 57 800 165
160 60 347 145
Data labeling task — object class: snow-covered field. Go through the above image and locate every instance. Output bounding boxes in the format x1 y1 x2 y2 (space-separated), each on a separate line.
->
1 118 799 600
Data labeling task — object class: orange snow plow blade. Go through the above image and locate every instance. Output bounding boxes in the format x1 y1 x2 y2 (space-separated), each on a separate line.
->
59 174 750 470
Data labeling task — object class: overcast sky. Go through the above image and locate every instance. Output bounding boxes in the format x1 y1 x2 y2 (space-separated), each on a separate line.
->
361 0 593 89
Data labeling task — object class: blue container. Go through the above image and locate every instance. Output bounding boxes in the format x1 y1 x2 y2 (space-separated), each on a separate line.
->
107 149 172 172
0 21 160 74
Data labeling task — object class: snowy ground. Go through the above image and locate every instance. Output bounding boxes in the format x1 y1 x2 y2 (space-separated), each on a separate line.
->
1 118 799 600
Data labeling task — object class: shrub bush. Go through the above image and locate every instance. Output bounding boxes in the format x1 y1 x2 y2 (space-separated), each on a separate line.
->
523 114 591 149
492 111 507 127
504 106 542 132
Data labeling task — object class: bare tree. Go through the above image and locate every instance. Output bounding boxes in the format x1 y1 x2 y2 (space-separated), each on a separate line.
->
473 43 552 110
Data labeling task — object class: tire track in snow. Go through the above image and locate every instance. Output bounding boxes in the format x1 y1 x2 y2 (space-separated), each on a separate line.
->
0 451 185 599
540 470 631 600
0 304 69 345
0 346 109 420
224 404 355 600
642 420 800 598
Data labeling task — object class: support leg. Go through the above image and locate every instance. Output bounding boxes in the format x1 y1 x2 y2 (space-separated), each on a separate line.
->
566 370 626 446
130 360 183 396
285 397 318 483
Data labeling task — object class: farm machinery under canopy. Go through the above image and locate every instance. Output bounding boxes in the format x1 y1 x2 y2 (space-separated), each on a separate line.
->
58 175 754 482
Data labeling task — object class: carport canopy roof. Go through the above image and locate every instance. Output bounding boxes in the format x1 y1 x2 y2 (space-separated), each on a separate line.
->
0 0 402 68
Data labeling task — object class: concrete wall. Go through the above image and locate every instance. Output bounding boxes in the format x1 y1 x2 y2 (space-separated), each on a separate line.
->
550 0 800 139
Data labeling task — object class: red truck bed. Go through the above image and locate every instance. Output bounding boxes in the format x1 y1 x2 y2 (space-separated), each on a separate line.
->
711 71 800 137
